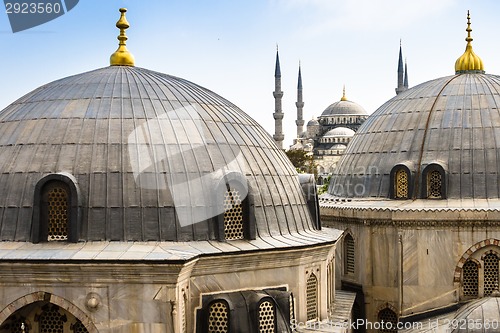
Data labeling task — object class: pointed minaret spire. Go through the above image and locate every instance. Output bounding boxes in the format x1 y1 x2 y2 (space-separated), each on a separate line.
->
273 47 284 149
395 40 406 95
404 58 409 89
295 62 304 138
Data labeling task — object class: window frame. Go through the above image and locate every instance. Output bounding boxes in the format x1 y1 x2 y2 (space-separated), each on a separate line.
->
32 173 81 243
421 164 446 199
389 164 412 199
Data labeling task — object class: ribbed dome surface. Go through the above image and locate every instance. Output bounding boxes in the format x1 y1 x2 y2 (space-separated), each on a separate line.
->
451 297 500 333
0 66 317 241
329 73 500 199
321 100 367 116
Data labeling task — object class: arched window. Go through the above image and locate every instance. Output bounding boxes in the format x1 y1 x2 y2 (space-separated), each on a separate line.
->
344 234 355 275
389 165 411 199
422 164 446 199
258 300 276 333
462 260 479 297
306 273 318 321
377 307 397 333
208 301 228 333
483 252 499 296
32 173 80 243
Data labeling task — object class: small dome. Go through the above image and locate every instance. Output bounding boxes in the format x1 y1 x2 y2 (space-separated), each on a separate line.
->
451 297 500 333
321 100 367 116
307 119 319 126
323 127 355 138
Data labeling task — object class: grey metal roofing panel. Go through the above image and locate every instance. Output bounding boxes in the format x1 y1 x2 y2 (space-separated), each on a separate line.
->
330 73 500 200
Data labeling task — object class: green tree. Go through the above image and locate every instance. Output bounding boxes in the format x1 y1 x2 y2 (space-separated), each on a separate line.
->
285 149 317 176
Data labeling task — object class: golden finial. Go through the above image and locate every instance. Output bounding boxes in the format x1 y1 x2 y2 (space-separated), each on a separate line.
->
110 8 135 66
340 85 347 101
455 11 484 74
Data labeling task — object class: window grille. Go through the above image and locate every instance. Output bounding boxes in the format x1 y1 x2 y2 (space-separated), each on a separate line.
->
345 234 355 274
395 169 408 199
71 321 89 333
47 186 69 241
306 273 318 321
208 301 228 333
377 308 397 333
483 253 499 296
427 170 442 198
462 260 479 297
38 305 65 333
258 301 275 333
223 189 244 240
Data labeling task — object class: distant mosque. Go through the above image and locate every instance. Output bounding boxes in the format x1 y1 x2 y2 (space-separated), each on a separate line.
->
275 43 409 176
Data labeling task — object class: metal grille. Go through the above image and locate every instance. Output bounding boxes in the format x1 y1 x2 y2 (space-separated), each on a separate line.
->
223 189 244 240
39 305 65 333
345 234 355 274
378 308 397 333
462 260 479 297
71 321 89 333
47 187 68 241
427 170 442 198
483 253 499 296
395 169 408 198
208 301 228 333
258 301 275 333
306 273 318 321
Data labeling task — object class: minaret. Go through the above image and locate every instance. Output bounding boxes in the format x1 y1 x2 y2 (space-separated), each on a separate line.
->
273 48 284 149
295 63 304 138
395 41 406 95
404 59 409 90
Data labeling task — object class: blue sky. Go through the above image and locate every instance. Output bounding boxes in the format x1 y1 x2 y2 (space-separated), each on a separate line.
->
1 0 499 147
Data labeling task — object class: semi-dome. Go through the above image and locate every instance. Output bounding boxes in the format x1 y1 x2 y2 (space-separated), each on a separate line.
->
451 297 500 333
323 127 355 138
328 15 500 201
0 64 322 242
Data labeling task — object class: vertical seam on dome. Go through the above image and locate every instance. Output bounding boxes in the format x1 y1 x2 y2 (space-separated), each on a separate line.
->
414 74 461 199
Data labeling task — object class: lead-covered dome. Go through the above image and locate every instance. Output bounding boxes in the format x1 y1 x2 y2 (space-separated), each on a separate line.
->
0 65 320 242
329 73 500 199
328 15 500 201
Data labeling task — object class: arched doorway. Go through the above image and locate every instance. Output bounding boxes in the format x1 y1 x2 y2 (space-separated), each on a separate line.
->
0 293 96 333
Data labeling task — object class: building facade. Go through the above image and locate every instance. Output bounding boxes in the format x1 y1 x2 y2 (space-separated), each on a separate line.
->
321 12 500 332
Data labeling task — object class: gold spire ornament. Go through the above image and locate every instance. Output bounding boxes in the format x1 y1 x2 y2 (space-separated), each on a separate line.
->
110 8 135 66
341 85 347 101
455 11 484 74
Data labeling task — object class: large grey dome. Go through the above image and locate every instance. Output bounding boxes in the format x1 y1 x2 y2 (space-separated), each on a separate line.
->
328 73 500 199
320 100 367 116
0 66 319 242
